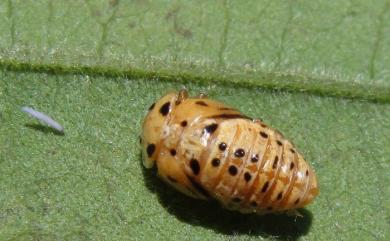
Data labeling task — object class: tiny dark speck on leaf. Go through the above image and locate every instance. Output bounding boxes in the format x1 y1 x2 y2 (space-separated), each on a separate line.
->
109 0 119 7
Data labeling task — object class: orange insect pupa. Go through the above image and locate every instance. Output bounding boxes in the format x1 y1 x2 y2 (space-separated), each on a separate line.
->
141 89 319 214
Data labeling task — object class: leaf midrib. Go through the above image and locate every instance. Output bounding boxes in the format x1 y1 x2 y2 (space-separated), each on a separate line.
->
1 59 389 104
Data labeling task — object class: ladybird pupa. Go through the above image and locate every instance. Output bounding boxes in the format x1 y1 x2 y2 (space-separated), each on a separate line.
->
141 90 319 215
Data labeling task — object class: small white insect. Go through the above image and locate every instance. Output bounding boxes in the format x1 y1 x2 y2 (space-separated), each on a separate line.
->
21 107 64 133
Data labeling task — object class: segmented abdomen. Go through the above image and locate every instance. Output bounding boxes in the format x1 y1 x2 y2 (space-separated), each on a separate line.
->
174 117 318 214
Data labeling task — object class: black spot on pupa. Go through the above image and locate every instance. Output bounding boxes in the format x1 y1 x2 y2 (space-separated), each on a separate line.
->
211 158 220 167
219 107 234 111
272 156 279 169
204 123 218 134
276 140 283 146
294 198 300 205
159 102 171 116
244 172 252 182
167 175 177 183
228 165 238 176
306 170 309 176
260 131 268 138
232 197 241 203
219 142 227 151
170 149 176 156
251 154 259 163
234 148 245 158
210 113 252 120
277 192 283 200
148 103 155 111
181 120 187 127
290 162 295 170
190 159 200 175
195 101 208 106
290 148 296 154
261 181 269 193
146 144 155 157
250 201 257 207
187 175 210 198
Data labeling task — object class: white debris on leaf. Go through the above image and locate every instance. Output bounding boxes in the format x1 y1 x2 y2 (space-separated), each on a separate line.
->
21 107 64 133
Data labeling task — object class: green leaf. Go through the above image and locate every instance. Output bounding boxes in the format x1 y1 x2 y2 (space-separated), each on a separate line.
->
1 71 389 241
0 0 389 102
0 1 389 241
